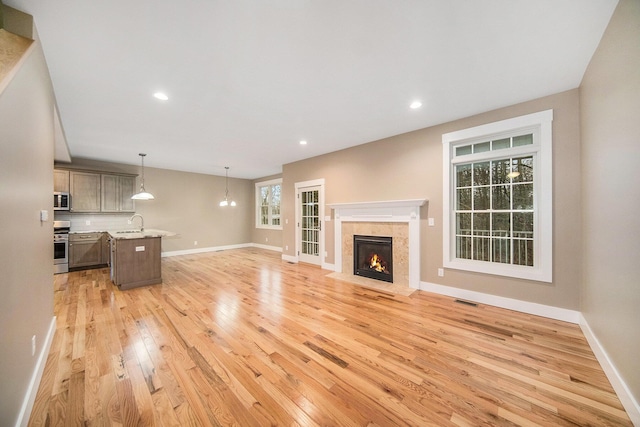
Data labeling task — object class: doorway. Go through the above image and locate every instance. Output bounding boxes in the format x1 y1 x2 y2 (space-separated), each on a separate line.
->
295 180 324 266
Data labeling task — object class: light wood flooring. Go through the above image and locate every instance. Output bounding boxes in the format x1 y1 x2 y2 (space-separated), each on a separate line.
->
29 248 631 426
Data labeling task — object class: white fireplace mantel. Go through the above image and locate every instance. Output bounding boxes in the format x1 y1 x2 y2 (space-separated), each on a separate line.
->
329 199 427 289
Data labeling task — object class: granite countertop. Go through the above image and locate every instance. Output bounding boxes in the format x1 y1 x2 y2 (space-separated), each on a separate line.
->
107 229 176 240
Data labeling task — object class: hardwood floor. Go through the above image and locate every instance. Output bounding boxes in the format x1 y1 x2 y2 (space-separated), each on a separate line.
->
29 248 631 426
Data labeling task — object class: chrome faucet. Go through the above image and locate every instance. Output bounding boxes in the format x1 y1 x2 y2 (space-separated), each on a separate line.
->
129 214 144 231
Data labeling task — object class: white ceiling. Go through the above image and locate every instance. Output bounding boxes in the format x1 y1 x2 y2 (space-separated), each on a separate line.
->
6 0 618 179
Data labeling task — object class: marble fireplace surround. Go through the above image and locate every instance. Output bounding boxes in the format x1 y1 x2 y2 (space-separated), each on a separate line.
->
329 199 427 289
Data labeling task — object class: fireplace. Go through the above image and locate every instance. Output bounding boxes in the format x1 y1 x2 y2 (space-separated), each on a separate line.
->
330 199 426 289
353 235 393 283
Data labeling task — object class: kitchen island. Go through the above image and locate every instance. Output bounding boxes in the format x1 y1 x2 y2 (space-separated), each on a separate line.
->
109 229 175 290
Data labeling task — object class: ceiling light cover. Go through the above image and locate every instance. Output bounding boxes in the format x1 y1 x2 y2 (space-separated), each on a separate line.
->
131 191 154 200
219 166 236 207
410 101 422 109
131 153 155 200
299 140 308 145
153 92 169 101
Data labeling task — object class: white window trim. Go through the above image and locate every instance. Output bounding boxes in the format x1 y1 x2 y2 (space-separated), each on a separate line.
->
442 110 553 282
255 178 282 230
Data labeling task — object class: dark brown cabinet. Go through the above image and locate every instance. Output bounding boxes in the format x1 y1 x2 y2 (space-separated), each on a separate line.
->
69 232 103 268
69 171 101 212
102 234 111 265
53 169 70 192
60 169 136 213
111 237 162 290
101 174 136 212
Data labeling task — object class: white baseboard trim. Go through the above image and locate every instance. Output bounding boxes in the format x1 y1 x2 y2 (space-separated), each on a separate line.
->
280 255 335 270
162 243 286 258
17 316 56 427
282 254 298 263
162 243 252 257
420 281 581 324
579 314 640 426
322 262 335 271
251 243 282 252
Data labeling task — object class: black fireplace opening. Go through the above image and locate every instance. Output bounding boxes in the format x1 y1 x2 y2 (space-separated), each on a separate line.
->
353 235 393 283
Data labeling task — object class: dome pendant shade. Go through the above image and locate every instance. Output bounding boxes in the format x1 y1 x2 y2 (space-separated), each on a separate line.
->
131 153 155 200
132 190 154 200
219 166 236 207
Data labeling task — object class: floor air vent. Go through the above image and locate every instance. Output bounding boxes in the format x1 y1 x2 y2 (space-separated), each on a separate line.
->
454 299 478 307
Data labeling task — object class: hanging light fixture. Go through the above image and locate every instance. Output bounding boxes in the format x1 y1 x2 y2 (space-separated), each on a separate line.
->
131 153 155 200
219 166 236 207
506 162 521 179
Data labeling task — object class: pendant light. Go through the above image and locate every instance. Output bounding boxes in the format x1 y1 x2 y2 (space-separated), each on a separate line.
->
219 166 236 207
131 153 155 200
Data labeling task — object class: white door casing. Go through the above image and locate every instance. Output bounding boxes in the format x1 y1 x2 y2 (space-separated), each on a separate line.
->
295 179 325 266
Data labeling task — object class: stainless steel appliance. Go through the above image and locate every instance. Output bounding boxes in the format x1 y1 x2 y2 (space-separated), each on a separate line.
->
54 192 70 210
54 220 70 274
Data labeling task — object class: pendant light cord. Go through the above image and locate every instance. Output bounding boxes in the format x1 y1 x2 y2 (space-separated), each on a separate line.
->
220 166 236 206
225 167 229 198
140 153 146 191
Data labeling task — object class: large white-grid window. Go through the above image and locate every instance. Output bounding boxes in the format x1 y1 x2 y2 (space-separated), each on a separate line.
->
442 110 553 282
256 179 282 229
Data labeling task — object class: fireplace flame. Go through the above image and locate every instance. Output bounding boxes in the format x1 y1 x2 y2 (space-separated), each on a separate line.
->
369 254 386 273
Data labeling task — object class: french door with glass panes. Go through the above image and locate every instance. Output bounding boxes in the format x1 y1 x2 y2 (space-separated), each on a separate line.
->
296 182 323 265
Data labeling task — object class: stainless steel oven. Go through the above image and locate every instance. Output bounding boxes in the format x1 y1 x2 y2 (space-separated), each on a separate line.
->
54 220 70 274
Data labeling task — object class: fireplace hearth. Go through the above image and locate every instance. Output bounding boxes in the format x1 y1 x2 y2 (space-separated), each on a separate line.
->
353 235 393 283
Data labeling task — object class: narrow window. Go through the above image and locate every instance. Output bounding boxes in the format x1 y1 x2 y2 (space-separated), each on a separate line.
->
255 179 282 229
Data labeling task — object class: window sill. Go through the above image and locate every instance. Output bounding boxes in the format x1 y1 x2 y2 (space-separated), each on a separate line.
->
444 258 552 283
256 225 283 231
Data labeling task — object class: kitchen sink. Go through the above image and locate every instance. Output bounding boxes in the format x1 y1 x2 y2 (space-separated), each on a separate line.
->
115 230 141 234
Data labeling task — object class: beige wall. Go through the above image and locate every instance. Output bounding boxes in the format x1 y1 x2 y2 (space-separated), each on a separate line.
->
57 158 254 252
580 0 640 404
0 28 55 425
283 89 582 310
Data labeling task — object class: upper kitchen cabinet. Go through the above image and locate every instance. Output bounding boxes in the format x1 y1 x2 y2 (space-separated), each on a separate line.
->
70 171 101 212
101 174 136 212
62 168 137 213
53 169 70 192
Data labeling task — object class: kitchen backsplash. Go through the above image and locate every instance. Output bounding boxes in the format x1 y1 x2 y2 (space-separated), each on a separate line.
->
54 213 138 232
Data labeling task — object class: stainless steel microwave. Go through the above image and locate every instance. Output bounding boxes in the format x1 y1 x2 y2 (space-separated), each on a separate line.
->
54 192 70 210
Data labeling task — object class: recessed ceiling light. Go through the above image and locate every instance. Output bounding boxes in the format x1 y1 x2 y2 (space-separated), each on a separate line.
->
410 101 422 109
299 140 307 145
153 92 169 101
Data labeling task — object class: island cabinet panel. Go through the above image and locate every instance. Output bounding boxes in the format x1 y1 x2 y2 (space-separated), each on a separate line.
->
102 233 111 265
112 237 162 290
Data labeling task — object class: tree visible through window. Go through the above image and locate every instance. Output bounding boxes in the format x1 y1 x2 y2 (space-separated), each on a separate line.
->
256 179 281 229
442 110 553 282
455 147 534 266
